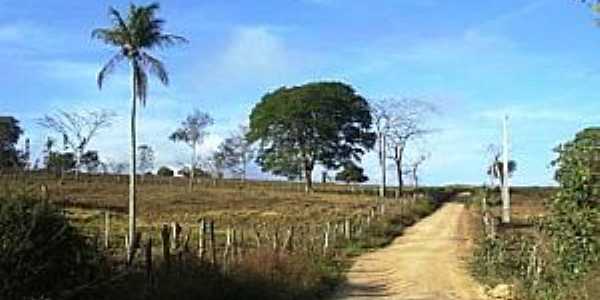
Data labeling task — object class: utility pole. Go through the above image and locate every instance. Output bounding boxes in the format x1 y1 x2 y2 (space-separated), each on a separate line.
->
501 115 511 223
379 133 386 198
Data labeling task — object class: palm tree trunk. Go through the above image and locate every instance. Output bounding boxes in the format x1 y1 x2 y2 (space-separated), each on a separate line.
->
127 65 138 264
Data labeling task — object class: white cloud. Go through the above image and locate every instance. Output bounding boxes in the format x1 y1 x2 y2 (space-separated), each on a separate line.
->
220 26 289 76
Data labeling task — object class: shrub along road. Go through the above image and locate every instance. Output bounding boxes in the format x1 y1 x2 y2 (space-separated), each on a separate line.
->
335 203 486 300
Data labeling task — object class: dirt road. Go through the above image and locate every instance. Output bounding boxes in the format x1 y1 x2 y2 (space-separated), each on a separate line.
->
335 203 486 300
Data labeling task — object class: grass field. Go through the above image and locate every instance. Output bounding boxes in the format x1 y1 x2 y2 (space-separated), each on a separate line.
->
0 173 447 299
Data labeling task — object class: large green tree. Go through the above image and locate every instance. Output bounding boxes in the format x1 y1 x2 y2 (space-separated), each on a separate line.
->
335 161 369 184
0 117 25 172
93 2 186 263
248 81 376 192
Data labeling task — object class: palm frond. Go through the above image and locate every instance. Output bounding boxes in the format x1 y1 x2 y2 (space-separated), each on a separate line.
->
140 52 169 85
108 6 129 33
97 53 125 89
133 61 148 106
91 28 125 47
156 34 188 48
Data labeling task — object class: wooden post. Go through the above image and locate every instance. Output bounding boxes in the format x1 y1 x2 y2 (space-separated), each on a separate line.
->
209 220 216 265
283 226 294 252
40 184 49 204
170 222 179 251
344 218 352 240
145 237 153 285
104 211 110 249
161 224 171 268
124 234 129 257
232 228 238 262
238 229 245 259
198 218 206 260
253 225 262 249
272 229 279 252
323 222 330 255
223 226 232 271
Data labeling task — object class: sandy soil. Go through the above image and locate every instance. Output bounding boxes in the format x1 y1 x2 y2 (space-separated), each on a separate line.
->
335 203 486 300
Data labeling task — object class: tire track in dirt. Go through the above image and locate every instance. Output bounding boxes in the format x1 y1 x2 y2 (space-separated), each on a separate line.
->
335 203 486 300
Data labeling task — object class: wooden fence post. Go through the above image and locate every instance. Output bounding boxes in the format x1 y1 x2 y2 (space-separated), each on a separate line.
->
145 237 153 286
161 224 171 268
344 218 352 240
272 229 280 252
170 222 180 251
283 226 294 252
198 218 206 260
253 225 262 249
323 222 330 255
104 211 110 249
209 220 216 265
238 229 245 259
40 184 49 204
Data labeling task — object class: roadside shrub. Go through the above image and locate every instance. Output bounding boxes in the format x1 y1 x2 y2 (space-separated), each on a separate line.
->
0 196 102 299
157 166 174 177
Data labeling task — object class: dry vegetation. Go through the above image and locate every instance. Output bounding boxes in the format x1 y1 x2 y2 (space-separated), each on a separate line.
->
0 173 446 300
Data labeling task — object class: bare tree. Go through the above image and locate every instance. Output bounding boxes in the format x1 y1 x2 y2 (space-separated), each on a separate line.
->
137 144 155 182
170 110 214 192
37 110 115 180
202 151 226 186
370 100 394 198
384 98 436 197
216 125 254 182
406 152 429 191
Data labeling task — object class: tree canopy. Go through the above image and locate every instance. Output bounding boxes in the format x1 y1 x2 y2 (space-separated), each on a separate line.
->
248 81 376 191
335 161 369 184
0 117 25 170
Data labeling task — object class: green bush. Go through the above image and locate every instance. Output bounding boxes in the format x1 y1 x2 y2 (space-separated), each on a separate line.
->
0 197 102 299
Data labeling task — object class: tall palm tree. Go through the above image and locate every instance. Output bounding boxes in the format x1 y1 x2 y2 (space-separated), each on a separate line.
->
92 3 186 263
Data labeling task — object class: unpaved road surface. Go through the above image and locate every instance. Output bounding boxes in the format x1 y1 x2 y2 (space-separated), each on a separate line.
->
335 203 486 300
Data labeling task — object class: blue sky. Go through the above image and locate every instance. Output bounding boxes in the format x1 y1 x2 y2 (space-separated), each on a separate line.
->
1 0 600 186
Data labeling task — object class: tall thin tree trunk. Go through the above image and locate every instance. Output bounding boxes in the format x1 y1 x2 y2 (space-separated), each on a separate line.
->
189 142 196 192
127 65 138 264
396 145 403 197
379 133 386 198
303 159 312 193
75 150 81 181
241 154 246 184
